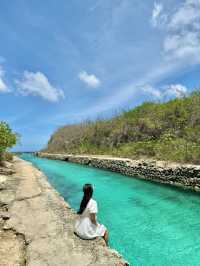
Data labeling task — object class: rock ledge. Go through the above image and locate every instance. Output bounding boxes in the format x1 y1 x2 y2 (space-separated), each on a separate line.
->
0 157 128 266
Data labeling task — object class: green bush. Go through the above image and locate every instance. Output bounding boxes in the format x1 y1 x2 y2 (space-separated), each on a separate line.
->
0 121 17 161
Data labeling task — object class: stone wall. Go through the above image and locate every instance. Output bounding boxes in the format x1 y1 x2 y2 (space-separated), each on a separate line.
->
36 152 200 192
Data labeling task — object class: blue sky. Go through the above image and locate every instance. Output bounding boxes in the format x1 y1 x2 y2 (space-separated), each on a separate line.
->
0 0 200 151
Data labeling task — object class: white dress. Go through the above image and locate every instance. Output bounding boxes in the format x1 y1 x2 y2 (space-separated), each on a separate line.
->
75 198 106 240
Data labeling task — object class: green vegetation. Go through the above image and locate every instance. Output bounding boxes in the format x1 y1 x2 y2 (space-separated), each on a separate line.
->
44 91 200 164
0 121 17 162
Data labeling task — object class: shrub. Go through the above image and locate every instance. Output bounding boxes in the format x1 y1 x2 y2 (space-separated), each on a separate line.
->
0 121 17 161
2 152 14 162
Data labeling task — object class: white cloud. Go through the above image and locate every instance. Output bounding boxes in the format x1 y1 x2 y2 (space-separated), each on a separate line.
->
141 84 161 98
16 71 64 102
141 83 187 100
151 2 167 27
169 0 200 30
160 0 200 62
164 84 188 98
152 2 163 25
78 70 101 88
164 31 200 60
150 1 200 62
0 78 7 92
0 66 9 93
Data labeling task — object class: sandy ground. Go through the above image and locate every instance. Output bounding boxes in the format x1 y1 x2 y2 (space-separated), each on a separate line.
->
0 157 128 266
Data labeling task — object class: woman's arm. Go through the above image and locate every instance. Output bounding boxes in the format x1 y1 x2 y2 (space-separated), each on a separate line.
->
90 213 97 225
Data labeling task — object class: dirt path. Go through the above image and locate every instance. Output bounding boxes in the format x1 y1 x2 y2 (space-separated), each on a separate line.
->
0 157 128 266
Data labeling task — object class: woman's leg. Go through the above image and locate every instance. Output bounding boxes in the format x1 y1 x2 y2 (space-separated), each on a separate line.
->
103 230 109 245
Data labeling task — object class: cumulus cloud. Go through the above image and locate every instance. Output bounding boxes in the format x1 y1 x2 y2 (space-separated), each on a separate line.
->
168 0 200 30
78 70 101 88
141 84 161 98
0 78 7 92
0 66 9 93
155 0 200 62
165 0 200 61
164 31 200 60
141 83 188 100
164 84 188 98
151 2 167 27
16 71 64 102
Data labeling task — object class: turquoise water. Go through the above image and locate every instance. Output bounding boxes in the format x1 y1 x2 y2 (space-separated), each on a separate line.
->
20 154 200 266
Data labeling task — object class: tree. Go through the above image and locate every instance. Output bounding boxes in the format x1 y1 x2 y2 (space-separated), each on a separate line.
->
0 121 17 160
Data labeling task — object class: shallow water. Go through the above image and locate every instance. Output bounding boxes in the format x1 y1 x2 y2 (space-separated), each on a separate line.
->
20 154 200 266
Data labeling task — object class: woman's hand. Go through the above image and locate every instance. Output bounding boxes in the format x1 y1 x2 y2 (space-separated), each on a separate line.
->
90 213 97 226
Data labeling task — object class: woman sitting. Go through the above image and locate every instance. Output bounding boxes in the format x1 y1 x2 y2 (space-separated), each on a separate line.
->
74 183 109 245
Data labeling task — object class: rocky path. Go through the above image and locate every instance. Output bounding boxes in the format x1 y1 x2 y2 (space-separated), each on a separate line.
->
0 157 128 266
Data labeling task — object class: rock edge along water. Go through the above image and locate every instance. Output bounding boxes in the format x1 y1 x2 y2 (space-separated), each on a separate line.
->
36 152 200 192
0 157 129 266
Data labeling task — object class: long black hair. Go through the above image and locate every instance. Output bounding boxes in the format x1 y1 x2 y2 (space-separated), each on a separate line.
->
77 184 93 214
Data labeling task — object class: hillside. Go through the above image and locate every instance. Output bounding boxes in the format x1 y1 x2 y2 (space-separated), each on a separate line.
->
43 91 200 164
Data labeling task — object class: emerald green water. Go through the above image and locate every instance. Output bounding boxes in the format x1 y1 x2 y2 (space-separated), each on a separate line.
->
20 154 200 266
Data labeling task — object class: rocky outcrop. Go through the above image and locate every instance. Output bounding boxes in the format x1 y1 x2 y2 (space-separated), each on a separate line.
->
0 160 26 266
0 157 128 266
37 152 200 192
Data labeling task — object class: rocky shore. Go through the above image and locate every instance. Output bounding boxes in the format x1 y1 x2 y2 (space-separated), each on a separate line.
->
37 152 200 192
0 157 128 266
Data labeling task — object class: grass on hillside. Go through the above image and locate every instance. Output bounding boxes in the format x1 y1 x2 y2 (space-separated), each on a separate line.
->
44 91 200 164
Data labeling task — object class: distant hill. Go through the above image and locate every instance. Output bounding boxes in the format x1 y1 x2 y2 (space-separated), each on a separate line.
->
43 91 200 164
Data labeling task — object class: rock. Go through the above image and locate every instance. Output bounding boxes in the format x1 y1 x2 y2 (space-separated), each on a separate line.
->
0 175 7 183
194 186 200 192
0 230 26 266
0 167 15 175
3 161 13 168
37 152 200 192
0 211 10 220
0 175 7 191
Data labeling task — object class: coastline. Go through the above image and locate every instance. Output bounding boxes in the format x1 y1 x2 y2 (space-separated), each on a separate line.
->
0 157 128 266
36 152 200 192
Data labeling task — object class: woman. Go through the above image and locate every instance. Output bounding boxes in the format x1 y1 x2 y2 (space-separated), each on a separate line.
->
75 183 109 244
